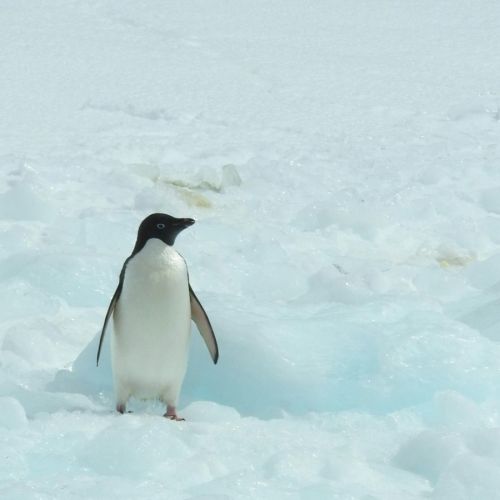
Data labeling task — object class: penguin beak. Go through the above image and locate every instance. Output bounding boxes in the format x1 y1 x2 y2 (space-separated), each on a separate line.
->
179 218 195 229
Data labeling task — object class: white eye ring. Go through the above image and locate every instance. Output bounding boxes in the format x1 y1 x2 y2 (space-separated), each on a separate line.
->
156 223 165 229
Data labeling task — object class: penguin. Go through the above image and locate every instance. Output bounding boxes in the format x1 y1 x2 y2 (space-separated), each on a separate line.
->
96 213 218 420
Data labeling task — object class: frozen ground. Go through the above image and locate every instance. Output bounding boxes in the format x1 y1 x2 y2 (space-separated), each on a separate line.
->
1 0 500 498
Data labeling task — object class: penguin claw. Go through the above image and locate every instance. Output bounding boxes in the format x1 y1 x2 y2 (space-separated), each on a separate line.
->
164 414 185 421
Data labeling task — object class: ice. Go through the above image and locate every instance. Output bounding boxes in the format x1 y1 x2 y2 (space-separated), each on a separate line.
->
480 188 500 216
433 454 500 500
1 0 500 498
395 430 465 483
0 397 27 429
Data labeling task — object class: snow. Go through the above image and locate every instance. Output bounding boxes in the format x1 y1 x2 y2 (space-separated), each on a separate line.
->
1 0 500 498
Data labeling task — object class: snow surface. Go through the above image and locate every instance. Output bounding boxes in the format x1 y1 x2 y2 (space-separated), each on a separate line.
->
1 0 500 498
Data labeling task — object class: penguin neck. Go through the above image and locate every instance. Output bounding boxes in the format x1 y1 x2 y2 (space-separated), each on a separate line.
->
131 237 174 257
128 238 185 276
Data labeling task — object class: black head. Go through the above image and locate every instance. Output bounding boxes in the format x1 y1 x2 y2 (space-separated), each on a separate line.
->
132 213 195 254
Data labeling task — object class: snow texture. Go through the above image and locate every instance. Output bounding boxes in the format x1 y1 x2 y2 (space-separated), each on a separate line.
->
1 0 500 498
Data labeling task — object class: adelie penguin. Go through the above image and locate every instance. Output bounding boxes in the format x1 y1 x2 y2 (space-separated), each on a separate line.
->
96 213 219 420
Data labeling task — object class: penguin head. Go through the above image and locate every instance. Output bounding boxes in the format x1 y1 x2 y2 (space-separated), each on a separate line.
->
133 213 195 252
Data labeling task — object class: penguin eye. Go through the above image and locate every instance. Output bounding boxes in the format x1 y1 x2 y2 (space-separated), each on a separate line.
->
156 223 165 230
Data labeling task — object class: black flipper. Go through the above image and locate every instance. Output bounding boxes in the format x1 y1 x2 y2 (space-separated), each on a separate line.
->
96 261 128 366
190 285 219 364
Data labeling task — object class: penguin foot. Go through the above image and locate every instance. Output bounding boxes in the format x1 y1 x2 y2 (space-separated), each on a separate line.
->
116 403 126 414
164 405 185 421
164 414 186 421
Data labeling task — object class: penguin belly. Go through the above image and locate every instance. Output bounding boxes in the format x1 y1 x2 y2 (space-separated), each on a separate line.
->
111 239 191 406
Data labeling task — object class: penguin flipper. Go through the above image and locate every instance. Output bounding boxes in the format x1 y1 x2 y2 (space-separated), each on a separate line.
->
189 285 219 364
96 262 127 366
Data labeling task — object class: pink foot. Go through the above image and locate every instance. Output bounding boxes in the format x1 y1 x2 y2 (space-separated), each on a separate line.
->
164 405 185 421
165 414 186 421
116 403 126 414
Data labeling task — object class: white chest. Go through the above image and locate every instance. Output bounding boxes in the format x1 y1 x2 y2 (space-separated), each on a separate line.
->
122 238 188 299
